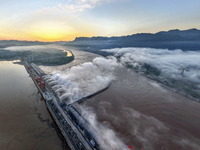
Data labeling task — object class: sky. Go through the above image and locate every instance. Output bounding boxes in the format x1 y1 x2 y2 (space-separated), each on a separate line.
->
0 0 200 41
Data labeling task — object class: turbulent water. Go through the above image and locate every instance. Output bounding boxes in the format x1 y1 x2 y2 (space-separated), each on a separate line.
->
1 45 200 150
83 67 200 150
40 46 200 150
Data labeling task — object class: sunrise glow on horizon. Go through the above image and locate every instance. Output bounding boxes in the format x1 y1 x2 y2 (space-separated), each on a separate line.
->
0 0 200 42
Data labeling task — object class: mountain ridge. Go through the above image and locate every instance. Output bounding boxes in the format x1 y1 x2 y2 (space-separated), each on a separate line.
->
73 28 200 41
65 28 200 51
1 28 200 51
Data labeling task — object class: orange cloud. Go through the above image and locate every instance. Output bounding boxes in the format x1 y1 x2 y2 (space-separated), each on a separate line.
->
52 7 57 10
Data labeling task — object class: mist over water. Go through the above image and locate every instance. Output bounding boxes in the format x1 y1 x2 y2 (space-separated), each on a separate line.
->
38 46 200 150
3 45 200 150
83 66 200 150
44 56 119 103
44 57 132 149
39 46 101 73
4 45 61 52
102 47 200 82
102 47 200 100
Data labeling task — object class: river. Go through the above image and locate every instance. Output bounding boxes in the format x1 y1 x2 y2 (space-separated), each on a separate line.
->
1 45 200 150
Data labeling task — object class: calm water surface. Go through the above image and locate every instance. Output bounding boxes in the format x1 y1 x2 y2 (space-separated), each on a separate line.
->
0 61 62 150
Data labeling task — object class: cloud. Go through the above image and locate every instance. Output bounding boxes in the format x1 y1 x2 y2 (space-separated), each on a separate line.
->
51 7 57 10
43 56 121 103
122 107 200 150
38 10 50 14
102 47 200 82
4 45 58 52
82 103 200 150
80 105 129 150
39 1 94 14
39 0 121 14
64 3 93 12
91 100 200 150
41 56 129 149
102 47 200 99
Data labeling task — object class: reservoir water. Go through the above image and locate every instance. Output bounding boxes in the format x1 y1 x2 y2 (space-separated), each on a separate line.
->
0 61 63 150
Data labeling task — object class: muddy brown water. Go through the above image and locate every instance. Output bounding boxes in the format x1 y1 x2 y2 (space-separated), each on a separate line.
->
41 47 200 150
83 67 200 150
0 61 63 150
1 46 200 150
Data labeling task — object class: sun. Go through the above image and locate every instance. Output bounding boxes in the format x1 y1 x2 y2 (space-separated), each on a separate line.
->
28 22 77 41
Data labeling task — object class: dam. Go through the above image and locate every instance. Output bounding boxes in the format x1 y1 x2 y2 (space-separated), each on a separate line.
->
20 57 102 150
20 56 134 150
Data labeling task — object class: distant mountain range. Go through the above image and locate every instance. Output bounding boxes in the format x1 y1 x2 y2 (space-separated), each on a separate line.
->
0 40 68 48
0 40 52 48
65 28 200 51
1 28 200 51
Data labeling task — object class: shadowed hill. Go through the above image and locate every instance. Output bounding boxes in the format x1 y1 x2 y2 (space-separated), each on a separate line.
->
65 28 200 51
0 40 52 48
